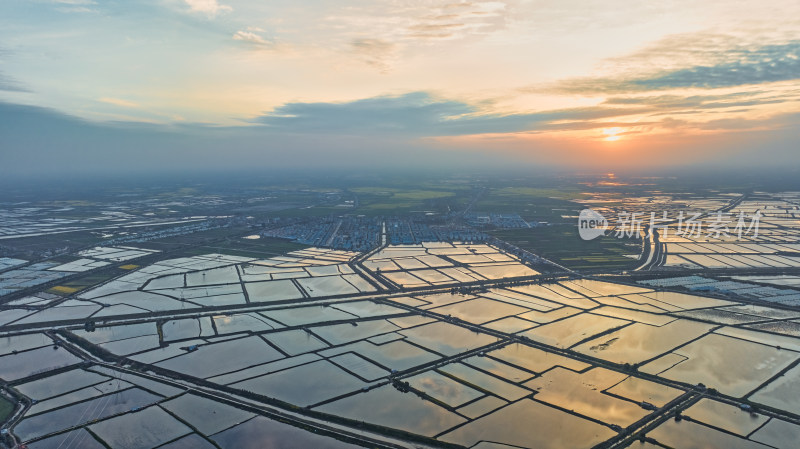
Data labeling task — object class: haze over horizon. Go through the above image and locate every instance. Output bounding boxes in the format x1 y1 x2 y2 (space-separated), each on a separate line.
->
1 0 799 175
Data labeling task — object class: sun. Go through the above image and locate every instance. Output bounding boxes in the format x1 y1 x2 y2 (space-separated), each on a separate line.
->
602 127 623 141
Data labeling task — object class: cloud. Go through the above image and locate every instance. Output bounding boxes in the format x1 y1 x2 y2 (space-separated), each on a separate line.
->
249 89 800 145
253 91 651 136
326 1 512 71
602 31 797 72
602 91 795 111
632 42 800 90
545 39 800 94
0 72 27 92
0 100 498 177
255 92 470 134
400 1 509 41
98 97 139 108
413 1 508 36
233 30 269 46
0 47 28 92
697 111 800 131
2 96 798 177
184 0 231 17
52 0 97 13
350 38 396 72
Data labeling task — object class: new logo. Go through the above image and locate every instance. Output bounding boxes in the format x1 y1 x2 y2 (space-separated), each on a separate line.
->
578 209 608 240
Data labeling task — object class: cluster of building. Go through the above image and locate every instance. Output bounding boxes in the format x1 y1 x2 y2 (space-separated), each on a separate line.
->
262 216 382 252
386 218 487 245
101 218 232 245
464 213 532 228
262 216 490 249
0 204 217 241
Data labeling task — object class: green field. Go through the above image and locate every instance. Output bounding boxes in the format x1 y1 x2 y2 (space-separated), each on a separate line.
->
0 230 107 260
0 396 14 422
351 187 462 215
486 187 589 201
265 204 370 219
177 236 309 259
491 225 642 272
134 227 251 252
472 187 583 223
47 270 125 296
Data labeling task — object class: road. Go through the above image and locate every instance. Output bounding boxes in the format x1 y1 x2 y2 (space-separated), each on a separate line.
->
633 192 748 272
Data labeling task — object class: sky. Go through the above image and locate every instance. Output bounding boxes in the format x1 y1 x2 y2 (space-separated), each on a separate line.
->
1 0 799 176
